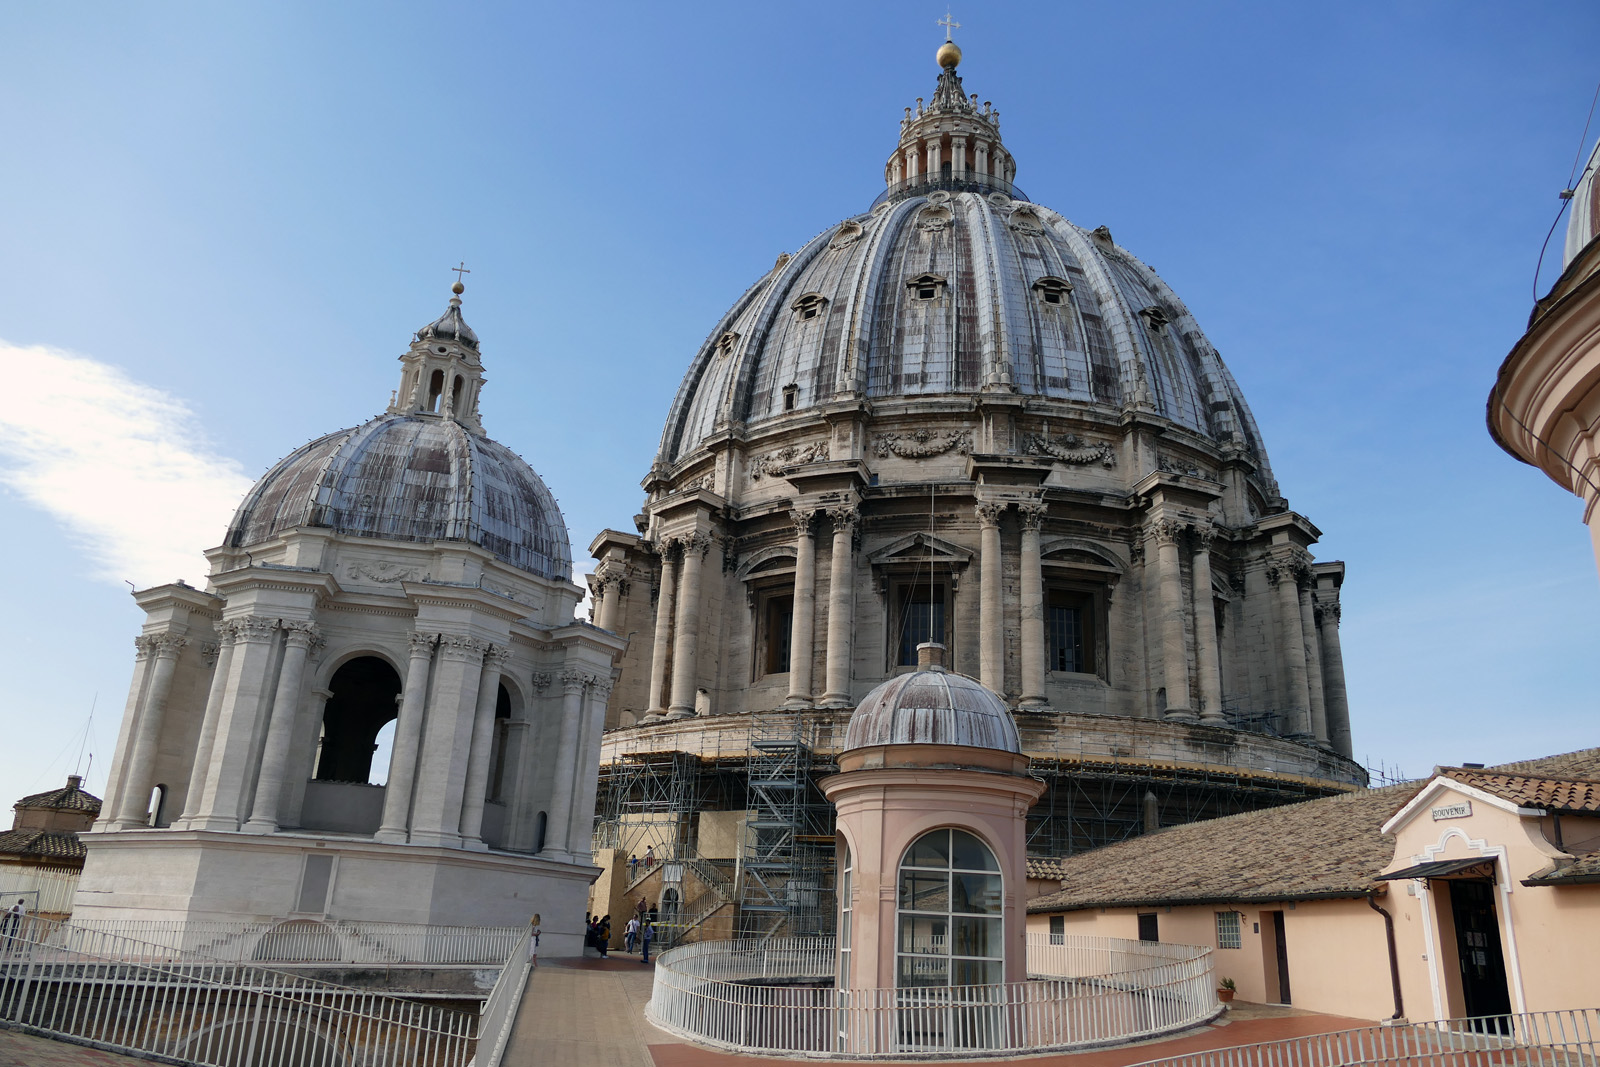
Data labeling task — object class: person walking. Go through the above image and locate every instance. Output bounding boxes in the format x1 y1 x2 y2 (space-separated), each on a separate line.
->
643 844 655 868
628 854 638 879
3 899 26 950
528 913 541 968
599 914 612 958
624 914 639 953
640 918 653 964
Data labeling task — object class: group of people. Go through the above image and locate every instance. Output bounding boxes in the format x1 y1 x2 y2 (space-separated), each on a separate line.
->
626 846 656 879
525 894 662 967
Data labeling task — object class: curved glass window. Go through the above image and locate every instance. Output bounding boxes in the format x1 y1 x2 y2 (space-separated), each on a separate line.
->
838 841 853 987
896 828 1003 987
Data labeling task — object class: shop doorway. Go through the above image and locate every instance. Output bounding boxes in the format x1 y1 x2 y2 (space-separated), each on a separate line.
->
1447 879 1511 1024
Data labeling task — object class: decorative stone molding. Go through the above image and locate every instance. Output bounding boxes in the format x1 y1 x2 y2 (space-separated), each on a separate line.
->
200 642 221 668
974 501 1007 526
531 671 554 691
1016 501 1047 530
750 441 830 479
828 221 864 251
346 560 428 584
437 634 491 662
873 429 972 459
1022 432 1115 467
1157 454 1215 480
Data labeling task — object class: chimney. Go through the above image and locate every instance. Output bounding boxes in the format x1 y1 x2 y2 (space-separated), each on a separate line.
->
66 775 82 791
916 642 947 670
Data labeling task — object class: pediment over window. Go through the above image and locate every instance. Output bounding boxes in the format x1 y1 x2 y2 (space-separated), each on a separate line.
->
792 293 829 321
736 545 799 581
1039 537 1126 576
868 532 974 567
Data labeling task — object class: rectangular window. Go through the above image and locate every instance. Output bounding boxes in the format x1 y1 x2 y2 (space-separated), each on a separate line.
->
1046 589 1096 674
297 854 334 914
1216 910 1242 950
763 594 794 675
1137 913 1159 943
1049 915 1065 945
897 583 946 666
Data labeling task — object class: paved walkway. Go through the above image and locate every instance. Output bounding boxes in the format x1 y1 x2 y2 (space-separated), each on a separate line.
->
501 954 1371 1067
0 1028 151 1067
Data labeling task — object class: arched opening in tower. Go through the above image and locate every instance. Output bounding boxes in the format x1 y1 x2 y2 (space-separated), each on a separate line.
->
315 656 403 784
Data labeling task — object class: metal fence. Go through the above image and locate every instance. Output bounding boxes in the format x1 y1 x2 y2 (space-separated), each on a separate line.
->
0 868 80 916
0 915 479 1067
644 934 1216 1058
467 929 531 1067
1123 1009 1600 1067
65 917 523 965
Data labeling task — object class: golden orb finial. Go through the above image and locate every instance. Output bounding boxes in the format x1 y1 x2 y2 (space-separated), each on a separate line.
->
450 261 470 296
937 40 962 69
451 280 465 295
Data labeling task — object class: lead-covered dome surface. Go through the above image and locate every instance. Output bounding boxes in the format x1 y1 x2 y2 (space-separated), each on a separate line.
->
226 413 571 581
844 666 1022 754
659 191 1271 474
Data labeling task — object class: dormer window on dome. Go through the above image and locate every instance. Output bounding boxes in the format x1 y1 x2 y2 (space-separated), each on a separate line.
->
908 273 947 300
1033 277 1073 305
1139 305 1172 330
793 293 828 321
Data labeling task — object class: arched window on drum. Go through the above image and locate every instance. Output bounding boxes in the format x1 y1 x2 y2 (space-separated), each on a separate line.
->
896 828 1003 987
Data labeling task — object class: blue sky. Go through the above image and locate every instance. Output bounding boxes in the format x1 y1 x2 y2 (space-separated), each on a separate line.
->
1 2 1596 807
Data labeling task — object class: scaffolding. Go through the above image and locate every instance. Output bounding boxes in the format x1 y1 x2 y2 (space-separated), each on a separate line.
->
736 710 836 940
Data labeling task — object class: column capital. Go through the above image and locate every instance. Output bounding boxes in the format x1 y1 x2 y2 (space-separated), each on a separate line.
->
974 500 1007 527
1149 519 1186 546
230 616 280 643
436 633 491 663
791 507 819 536
485 645 513 672
1191 525 1216 552
281 621 321 651
135 632 188 659
407 630 439 657
214 618 246 645
1315 600 1341 626
1016 501 1047 530
561 667 599 693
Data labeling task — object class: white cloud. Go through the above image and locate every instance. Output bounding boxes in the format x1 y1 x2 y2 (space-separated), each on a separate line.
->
0 341 253 588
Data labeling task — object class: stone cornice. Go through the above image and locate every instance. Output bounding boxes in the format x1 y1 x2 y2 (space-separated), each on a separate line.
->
398 582 530 623
208 566 342 601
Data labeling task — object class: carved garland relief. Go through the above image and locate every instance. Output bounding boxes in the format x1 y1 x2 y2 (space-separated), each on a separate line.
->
749 441 830 480
1022 432 1116 468
873 429 972 459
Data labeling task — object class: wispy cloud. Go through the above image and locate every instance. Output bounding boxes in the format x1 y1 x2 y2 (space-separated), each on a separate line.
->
0 341 253 588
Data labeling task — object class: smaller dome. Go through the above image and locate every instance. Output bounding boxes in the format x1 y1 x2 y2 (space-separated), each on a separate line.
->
413 296 479 351
844 648 1021 754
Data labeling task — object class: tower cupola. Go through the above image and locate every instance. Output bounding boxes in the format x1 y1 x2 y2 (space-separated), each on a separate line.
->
388 276 486 433
883 29 1017 201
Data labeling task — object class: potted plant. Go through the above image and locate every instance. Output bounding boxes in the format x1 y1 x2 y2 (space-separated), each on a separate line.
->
1217 976 1236 1003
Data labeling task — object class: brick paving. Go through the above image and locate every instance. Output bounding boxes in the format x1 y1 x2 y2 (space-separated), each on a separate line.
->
503 955 1371 1067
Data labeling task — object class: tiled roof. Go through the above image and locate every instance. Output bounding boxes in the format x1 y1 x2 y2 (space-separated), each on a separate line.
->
16 782 101 814
1524 851 1600 885
1438 769 1600 814
1028 857 1069 882
0 828 86 862
1028 747 1600 914
1027 783 1421 913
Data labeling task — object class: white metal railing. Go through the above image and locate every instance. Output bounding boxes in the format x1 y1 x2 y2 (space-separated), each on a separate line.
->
645 934 1216 1058
1123 1008 1600 1067
0 914 478 1066
467 929 531 1067
65 917 523 965
0 867 80 915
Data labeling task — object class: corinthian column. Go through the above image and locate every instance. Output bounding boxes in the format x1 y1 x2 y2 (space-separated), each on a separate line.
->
977 501 1006 693
1191 529 1226 724
410 634 490 848
645 546 678 718
376 632 437 843
566 675 614 859
1152 521 1194 721
113 632 187 828
188 616 279 832
176 622 240 829
820 505 859 708
1018 501 1048 707
541 670 589 857
1297 567 1329 745
1268 558 1313 738
243 622 321 834
667 533 709 719
459 646 511 849
785 509 818 708
1317 601 1353 758
595 570 626 633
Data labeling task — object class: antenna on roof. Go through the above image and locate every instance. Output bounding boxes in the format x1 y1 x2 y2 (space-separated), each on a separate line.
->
72 693 96 779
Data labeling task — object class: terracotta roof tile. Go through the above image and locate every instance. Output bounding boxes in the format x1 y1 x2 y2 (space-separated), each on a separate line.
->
1438 770 1600 814
1028 857 1069 881
0 828 86 861
1028 747 1600 913
1524 851 1600 885
16 782 101 814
